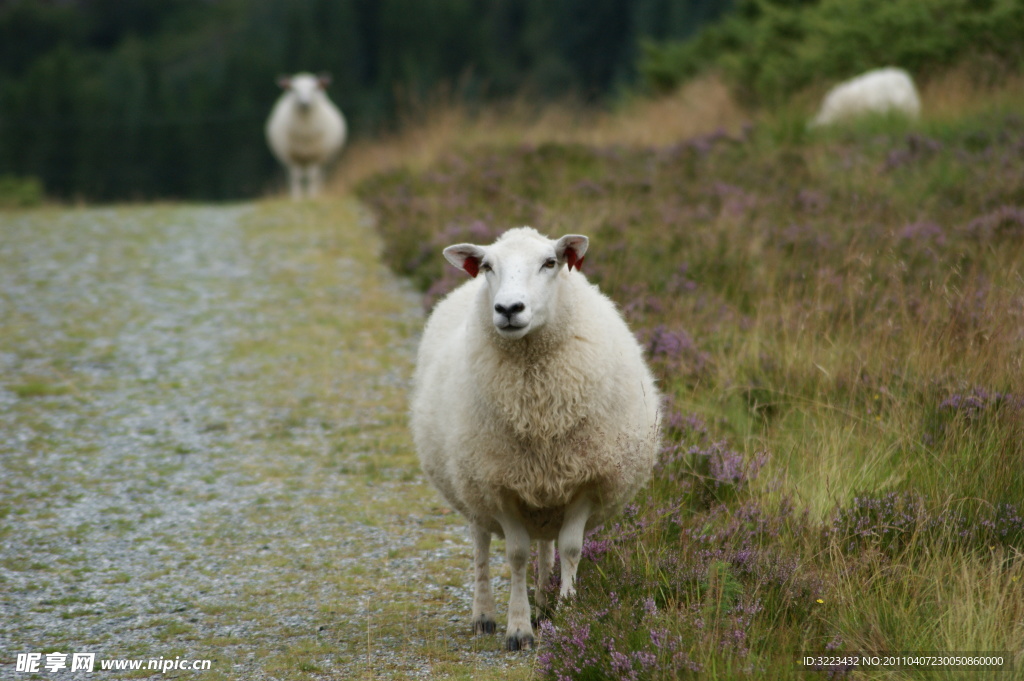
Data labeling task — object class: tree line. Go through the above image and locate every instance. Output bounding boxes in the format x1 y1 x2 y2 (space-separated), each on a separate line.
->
0 0 731 201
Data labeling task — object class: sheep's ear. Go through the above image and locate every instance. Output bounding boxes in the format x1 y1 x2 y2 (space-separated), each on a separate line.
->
443 244 487 278
277 76 292 90
317 73 332 88
555 234 589 271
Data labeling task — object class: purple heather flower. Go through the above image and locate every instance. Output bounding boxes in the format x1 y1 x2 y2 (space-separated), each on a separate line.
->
939 387 1024 419
650 627 670 649
796 188 828 213
898 220 946 246
581 535 611 561
645 325 696 359
633 650 657 668
884 133 943 170
667 263 698 294
572 178 605 196
964 205 1024 240
609 651 634 676
711 182 758 217
687 128 730 155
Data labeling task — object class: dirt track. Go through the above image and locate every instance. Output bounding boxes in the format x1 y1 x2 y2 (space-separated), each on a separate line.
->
0 201 532 680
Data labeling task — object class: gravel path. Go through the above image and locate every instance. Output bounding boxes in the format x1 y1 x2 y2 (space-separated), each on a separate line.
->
0 201 532 680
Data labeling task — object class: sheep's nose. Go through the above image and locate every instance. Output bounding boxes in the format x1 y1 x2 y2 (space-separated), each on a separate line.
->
495 302 525 318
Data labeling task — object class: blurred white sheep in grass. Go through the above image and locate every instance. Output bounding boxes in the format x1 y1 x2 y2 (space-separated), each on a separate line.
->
265 72 347 199
811 67 921 127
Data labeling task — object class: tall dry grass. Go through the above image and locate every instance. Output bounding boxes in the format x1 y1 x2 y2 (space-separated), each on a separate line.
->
333 64 1024 196
920 62 1024 121
331 74 749 193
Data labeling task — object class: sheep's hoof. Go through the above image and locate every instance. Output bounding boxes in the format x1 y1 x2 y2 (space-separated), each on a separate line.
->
472 615 496 635
505 630 535 651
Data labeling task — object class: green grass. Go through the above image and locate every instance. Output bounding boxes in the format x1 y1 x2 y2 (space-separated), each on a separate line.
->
9 381 72 398
357 90 1024 678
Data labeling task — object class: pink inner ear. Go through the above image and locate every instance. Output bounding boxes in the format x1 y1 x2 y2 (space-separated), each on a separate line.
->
463 256 480 278
566 249 583 271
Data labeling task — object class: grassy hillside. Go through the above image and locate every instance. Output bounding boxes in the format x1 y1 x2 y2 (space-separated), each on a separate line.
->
356 83 1024 677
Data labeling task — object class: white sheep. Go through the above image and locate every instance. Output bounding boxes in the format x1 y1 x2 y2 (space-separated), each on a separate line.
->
811 67 921 127
411 227 661 651
265 72 347 199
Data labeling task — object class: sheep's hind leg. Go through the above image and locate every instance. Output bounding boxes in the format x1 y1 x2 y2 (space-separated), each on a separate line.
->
498 514 534 650
534 540 555 625
558 495 592 600
470 522 496 635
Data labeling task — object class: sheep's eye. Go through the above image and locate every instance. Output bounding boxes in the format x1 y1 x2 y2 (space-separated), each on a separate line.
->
480 262 493 273
542 258 557 270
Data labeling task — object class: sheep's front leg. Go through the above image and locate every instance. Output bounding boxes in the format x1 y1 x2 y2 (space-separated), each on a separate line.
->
534 540 555 623
307 165 323 197
498 515 534 650
287 166 303 200
470 521 496 635
558 495 592 599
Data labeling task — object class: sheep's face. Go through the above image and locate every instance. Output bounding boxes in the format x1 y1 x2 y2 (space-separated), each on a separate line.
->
444 228 588 340
279 73 330 112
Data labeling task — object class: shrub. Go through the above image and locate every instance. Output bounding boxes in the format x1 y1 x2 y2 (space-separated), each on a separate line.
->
640 0 1024 105
0 174 44 208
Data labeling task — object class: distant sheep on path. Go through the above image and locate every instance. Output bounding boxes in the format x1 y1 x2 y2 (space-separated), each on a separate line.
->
811 67 921 127
265 73 346 199
411 227 662 651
